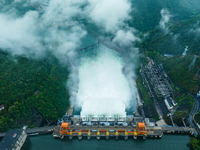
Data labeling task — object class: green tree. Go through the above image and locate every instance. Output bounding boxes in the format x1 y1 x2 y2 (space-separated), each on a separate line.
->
188 135 200 150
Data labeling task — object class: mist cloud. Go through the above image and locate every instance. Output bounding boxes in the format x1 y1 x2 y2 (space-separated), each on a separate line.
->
159 8 172 34
77 47 136 117
0 0 141 112
0 0 136 60
189 22 200 34
0 0 87 61
0 11 44 58
86 0 132 33
113 29 140 47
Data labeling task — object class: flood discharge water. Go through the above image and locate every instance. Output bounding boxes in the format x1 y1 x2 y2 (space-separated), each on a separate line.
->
76 46 135 117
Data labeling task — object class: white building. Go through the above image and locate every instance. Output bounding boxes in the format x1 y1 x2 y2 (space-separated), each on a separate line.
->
0 104 4 111
197 91 200 97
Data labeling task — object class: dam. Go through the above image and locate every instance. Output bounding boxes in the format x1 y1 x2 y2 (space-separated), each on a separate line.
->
52 112 194 140
53 44 149 140
53 113 162 140
53 43 196 140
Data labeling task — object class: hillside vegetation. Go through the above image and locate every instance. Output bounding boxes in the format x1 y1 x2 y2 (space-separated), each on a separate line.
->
163 55 200 94
0 51 70 132
139 13 200 95
140 15 200 55
130 0 198 32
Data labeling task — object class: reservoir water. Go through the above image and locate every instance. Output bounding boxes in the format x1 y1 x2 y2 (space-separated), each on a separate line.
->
22 134 190 150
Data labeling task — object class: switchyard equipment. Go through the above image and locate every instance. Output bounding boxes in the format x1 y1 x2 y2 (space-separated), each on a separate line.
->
142 65 173 98
140 63 177 112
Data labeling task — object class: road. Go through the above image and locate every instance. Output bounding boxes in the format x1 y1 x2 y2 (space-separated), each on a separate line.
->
190 96 200 118
160 64 200 132
154 99 164 118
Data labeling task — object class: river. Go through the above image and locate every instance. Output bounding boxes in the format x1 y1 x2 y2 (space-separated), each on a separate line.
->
21 134 190 150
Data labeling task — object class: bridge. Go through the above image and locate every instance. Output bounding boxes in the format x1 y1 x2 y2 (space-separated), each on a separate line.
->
162 127 195 134
26 125 55 135
0 126 55 138
78 42 99 51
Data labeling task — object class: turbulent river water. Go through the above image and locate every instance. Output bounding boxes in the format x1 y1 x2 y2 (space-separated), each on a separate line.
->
21 134 190 150
77 45 135 117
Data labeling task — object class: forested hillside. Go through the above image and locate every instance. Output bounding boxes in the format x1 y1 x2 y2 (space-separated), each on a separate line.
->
163 55 200 94
0 51 70 132
138 13 200 94
130 0 199 32
139 15 200 55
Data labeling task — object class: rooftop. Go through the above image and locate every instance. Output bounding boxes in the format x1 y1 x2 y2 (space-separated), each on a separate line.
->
0 104 4 109
0 129 24 150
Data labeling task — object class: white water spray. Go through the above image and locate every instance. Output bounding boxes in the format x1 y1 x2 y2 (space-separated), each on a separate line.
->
76 46 135 117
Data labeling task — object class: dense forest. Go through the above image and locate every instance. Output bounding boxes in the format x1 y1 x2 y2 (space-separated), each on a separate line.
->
139 15 200 55
137 12 200 95
163 55 200 94
138 12 200 96
130 0 200 32
135 7 200 148
0 51 70 132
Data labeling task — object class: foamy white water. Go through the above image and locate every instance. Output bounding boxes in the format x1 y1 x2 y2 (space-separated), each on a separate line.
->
76 46 133 117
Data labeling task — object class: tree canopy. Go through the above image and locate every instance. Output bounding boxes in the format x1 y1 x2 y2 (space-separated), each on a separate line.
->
0 51 70 131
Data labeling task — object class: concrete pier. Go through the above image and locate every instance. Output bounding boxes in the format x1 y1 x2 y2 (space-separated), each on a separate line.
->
66 107 73 116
